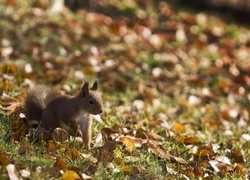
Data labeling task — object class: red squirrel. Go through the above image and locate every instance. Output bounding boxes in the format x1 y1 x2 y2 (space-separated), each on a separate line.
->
24 81 103 150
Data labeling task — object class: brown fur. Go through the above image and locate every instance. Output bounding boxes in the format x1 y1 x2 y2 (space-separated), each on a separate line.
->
24 81 103 150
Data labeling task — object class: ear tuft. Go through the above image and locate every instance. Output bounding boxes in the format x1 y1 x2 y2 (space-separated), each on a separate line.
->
90 80 98 91
81 81 89 97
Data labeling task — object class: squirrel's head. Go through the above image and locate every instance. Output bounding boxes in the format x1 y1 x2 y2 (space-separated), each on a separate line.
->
79 80 103 115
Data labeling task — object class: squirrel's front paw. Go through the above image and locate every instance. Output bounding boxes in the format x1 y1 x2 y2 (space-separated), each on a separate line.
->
34 127 51 140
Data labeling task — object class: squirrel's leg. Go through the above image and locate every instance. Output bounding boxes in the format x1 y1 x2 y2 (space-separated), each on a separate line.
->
79 115 93 150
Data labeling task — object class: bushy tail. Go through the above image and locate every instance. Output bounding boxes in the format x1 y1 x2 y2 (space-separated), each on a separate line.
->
24 85 61 126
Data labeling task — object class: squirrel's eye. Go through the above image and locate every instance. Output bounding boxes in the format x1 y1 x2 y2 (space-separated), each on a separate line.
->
88 99 94 105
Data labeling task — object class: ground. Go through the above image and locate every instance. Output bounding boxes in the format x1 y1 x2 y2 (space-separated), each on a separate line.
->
0 0 249 179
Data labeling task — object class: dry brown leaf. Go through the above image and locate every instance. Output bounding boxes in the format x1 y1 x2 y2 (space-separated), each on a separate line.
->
83 66 95 75
111 124 124 134
149 120 158 128
193 145 215 161
193 166 204 178
5 103 21 115
114 77 126 92
135 128 147 139
10 119 23 132
54 156 67 172
0 64 18 73
194 149 214 161
5 0 16 7
234 163 245 175
216 162 228 177
142 140 170 161
65 148 81 160
220 109 230 119
97 140 116 162
46 141 59 152
19 141 33 155
228 149 246 163
101 140 116 150
0 152 11 166
12 125 28 141
148 131 165 141
169 155 188 165
53 128 69 142
101 127 117 138
97 148 114 162
220 80 231 90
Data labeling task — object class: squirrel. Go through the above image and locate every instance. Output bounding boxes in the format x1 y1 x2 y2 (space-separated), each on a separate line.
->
24 81 103 150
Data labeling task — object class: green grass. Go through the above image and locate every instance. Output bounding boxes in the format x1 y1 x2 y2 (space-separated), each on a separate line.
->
0 0 250 179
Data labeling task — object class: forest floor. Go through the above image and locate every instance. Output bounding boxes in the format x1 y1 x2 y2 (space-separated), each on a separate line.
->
0 0 250 179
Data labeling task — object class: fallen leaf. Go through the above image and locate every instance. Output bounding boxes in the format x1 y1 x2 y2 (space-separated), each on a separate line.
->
169 155 188 165
61 170 80 180
54 156 67 172
215 156 231 165
0 152 11 166
101 127 117 138
148 131 165 141
65 148 81 160
53 128 69 142
193 166 204 178
178 99 189 107
234 163 245 175
135 128 147 139
19 141 33 155
228 149 246 163
177 135 200 145
172 123 186 134
120 136 135 151
216 162 228 177
97 147 114 162
11 125 28 141
111 124 124 134
193 145 214 161
142 140 170 161
46 141 59 152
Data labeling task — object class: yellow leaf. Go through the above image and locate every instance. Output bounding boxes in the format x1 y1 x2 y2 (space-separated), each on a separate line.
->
234 163 245 175
178 99 189 107
46 141 59 152
120 137 135 151
177 135 200 145
61 170 80 180
172 123 186 134
113 149 122 158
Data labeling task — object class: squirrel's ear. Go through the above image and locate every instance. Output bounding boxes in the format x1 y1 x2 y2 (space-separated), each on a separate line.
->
81 82 89 97
90 80 98 91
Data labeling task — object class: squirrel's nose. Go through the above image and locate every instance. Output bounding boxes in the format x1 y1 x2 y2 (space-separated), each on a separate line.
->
99 109 103 114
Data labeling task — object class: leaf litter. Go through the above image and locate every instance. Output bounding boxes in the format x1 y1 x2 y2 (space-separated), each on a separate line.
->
0 0 250 179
